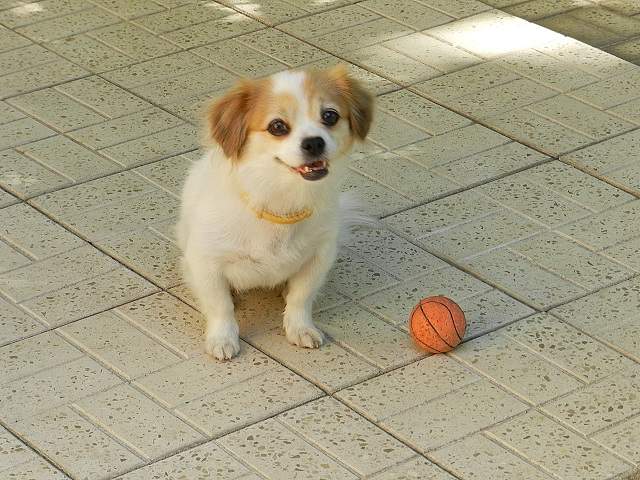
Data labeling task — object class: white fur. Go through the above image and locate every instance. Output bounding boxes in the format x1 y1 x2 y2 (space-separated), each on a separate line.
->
177 69 370 360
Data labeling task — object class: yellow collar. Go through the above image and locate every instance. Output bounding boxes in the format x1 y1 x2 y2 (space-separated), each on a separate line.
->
238 190 312 225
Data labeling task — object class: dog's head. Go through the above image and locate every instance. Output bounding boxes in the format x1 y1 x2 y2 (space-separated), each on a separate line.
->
205 65 373 182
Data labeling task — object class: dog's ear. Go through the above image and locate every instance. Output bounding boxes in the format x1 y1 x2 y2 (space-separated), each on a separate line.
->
326 64 374 140
206 80 255 160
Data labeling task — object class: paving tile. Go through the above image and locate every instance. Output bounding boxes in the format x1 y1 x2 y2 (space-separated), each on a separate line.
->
607 37 640 63
498 48 599 92
114 292 205 359
0 149 70 198
537 12 625 47
280 397 414 476
327 249 399 298
116 440 250 480
87 22 180 60
453 331 582 404
559 200 640 250
503 313 635 383
0 118 55 151
0 24 30 52
15 6 120 42
21 267 157 327
431 434 556 480
75 384 203 460
377 89 472 134
0 425 38 471
162 12 264 49
67 108 184 150
45 34 135 73
219 418 358 479
312 17 412 54
0 297 46 347
0 189 18 208
504 0 591 21
192 39 288 78
592 414 640 464
134 154 193 195
489 411 630 480
343 44 442 85
416 0 491 18
535 35 635 79
382 380 527 452
16 135 120 184
0 100 26 125
336 354 479 421
0 0 89 28
279 4 379 39
135 346 275 407
604 235 640 271
343 227 448 280
15 406 143 479
570 69 640 109
134 2 236 33
368 456 457 479
483 107 593 156
222 0 309 25
0 330 83 384
0 43 57 74
1 456 69 479
7 88 105 132
89 0 166 19
571 5 640 38
249 328 379 392
175 365 322 437
59 310 183 379
0 356 121 422
362 0 454 29
99 124 198 168
432 142 550 187
427 10 564 58
0 241 29 271
527 94 636 141
446 78 558 120
316 303 421 370
385 32 482 73
542 365 640 435
351 151 453 202
423 209 543 260
394 124 510 169
237 28 328 67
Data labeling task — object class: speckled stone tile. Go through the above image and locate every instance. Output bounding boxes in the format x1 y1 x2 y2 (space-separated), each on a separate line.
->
336 354 479 421
351 151 454 202
304 55 398 95
220 0 310 25
0 356 121 422
312 17 412 54
0 24 31 52
0 189 18 208
316 303 421 370
280 397 414 476
453 331 582 404
75 384 203 460
15 7 120 42
426 10 564 58
537 12 625 48
362 0 455 29
279 4 379 39
87 22 179 60
0 297 46 347
592 414 640 464
0 149 71 198
175 365 322 437
236 28 328 67
570 68 640 109
249 327 379 392
192 39 287 78
116 440 250 480
0 118 55 151
44 34 134 73
382 380 527 452
58 311 183 380
385 32 481 73
431 434 556 480
0 0 90 28
14 406 143 479
542 365 640 435
368 456 457 479
0 425 37 471
219 418 359 479
326 248 399 299
503 313 634 383
0 331 83 384
90 0 166 19
488 411 630 480
135 347 275 408
1 455 69 479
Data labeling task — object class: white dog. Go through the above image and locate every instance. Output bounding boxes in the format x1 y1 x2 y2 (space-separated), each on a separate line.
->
177 65 374 360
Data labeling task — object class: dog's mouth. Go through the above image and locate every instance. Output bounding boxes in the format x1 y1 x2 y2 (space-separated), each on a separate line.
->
292 160 329 181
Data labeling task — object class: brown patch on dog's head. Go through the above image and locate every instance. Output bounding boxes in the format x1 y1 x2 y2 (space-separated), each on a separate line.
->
314 64 374 141
205 78 270 160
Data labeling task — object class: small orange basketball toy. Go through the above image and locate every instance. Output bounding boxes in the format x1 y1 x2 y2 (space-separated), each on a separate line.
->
409 296 466 353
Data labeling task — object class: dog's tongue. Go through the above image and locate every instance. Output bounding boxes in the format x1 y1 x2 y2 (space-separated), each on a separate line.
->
295 160 328 181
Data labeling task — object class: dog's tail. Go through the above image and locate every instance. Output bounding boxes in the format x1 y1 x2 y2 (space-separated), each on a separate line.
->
338 191 379 244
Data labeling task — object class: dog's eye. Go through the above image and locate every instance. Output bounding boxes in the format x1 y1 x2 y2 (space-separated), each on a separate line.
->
267 119 289 136
321 109 339 126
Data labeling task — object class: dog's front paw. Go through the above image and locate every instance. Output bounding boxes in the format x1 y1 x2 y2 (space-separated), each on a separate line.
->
285 323 324 349
205 328 240 361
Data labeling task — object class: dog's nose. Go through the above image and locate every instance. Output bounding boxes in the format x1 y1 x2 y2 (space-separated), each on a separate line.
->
301 136 325 157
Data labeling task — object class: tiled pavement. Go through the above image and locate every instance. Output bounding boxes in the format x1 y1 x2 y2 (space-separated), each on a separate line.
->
1 1 640 480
